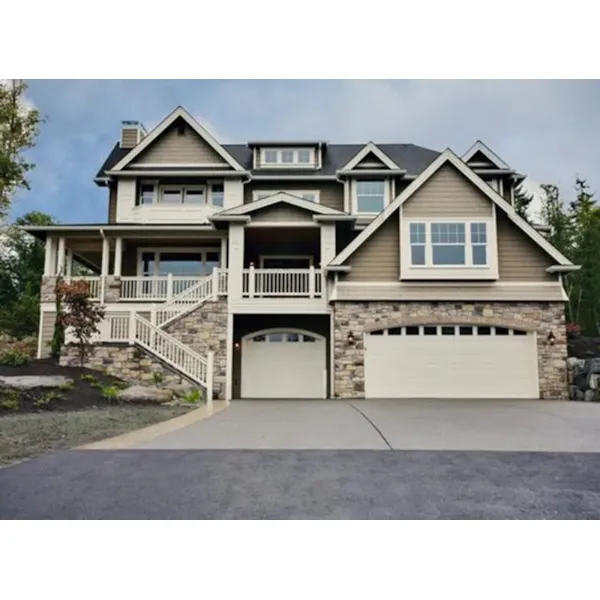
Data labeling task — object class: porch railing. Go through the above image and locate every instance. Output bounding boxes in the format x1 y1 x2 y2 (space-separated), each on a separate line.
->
120 275 206 302
242 267 323 298
63 276 102 301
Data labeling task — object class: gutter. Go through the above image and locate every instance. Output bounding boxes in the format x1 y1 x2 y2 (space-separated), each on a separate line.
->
251 175 338 181
547 265 581 273
336 169 407 177
313 215 356 223
104 170 251 177
324 265 352 273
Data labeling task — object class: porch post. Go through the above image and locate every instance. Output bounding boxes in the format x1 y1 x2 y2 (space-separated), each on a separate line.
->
113 237 123 276
248 263 255 298
308 265 315 298
43 236 55 276
65 249 73 277
220 235 228 268
227 223 245 302
320 223 336 266
56 237 66 275
101 236 110 276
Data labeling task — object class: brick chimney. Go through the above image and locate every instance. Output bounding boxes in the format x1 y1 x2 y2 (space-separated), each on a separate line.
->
120 120 146 149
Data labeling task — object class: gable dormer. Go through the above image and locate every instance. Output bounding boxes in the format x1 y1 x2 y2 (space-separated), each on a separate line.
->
249 141 325 169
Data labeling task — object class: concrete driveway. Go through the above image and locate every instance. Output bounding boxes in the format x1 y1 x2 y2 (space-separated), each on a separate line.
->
130 398 600 452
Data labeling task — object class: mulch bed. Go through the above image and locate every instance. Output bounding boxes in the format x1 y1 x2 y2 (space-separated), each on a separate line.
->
0 358 132 415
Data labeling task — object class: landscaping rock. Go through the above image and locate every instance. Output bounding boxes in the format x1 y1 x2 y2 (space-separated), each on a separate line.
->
117 386 173 404
0 375 74 390
584 389 600 402
166 382 194 398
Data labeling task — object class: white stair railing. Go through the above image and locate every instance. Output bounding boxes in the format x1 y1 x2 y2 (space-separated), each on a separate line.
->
131 313 214 407
152 269 226 328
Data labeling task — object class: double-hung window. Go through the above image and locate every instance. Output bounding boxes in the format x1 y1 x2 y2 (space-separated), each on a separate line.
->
404 220 495 278
261 148 315 167
159 186 205 204
355 180 387 214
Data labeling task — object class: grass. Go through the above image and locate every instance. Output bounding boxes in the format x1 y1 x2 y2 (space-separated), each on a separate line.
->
0 406 189 466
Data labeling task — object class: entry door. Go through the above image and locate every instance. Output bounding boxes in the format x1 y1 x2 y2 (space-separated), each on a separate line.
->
241 330 326 398
364 324 539 399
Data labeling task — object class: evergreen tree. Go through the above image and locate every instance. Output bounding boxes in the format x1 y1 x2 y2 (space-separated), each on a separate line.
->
514 181 534 222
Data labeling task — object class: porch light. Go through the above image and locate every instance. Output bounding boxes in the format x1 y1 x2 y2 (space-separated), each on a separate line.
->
547 331 556 345
234 341 241 350
347 331 356 346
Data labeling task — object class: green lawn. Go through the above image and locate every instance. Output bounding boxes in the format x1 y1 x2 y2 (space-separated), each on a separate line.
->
0 406 189 466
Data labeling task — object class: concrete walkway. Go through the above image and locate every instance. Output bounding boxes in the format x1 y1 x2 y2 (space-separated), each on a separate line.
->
130 398 600 453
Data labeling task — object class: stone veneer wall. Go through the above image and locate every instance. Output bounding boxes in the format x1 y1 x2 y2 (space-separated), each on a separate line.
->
60 344 188 385
333 301 567 400
165 299 228 400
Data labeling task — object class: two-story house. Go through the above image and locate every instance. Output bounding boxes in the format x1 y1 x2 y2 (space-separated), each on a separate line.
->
25 106 577 404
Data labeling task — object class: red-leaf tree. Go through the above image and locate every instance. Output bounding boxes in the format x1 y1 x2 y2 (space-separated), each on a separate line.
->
57 280 105 366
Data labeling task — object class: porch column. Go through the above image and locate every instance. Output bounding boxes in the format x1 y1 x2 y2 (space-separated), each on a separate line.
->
101 236 110 276
43 236 55 276
113 237 123 276
220 235 228 268
65 249 74 277
227 223 245 301
320 223 336 266
56 237 66 275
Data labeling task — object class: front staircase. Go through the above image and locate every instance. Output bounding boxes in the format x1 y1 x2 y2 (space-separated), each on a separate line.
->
96 270 226 406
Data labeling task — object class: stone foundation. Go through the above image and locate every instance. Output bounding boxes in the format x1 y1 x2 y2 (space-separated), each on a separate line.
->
333 301 567 400
60 344 188 386
166 299 228 400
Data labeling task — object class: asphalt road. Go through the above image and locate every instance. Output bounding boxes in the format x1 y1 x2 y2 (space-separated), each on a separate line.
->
2 449 600 519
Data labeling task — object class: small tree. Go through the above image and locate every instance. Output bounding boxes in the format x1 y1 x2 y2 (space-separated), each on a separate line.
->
57 280 105 366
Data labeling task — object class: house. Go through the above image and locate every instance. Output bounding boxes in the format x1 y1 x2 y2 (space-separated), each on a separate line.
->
24 106 577 404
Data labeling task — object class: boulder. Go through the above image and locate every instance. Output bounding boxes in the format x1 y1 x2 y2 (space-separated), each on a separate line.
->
584 358 600 374
584 389 600 402
117 386 173 404
588 373 600 390
0 375 73 390
166 382 194 398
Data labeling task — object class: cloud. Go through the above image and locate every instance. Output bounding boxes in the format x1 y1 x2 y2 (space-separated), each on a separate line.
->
11 79 600 223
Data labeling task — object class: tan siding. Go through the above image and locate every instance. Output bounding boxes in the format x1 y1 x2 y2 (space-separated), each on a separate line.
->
121 128 139 149
108 185 117 223
345 210 400 281
244 181 344 212
497 211 555 281
403 164 492 218
131 121 227 165
252 205 314 223
40 311 55 358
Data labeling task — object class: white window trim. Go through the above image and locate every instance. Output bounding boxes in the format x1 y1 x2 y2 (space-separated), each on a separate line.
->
259 147 316 168
136 247 221 276
258 255 314 268
252 190 320 203
400 216 498 280
158 184 206 205
136 182 224 208
351 179 391 215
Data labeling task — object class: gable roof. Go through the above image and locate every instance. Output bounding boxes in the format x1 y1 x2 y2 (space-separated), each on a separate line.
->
339 142 401 171
110 107 245 172
462 140 509 169
212 192 347 219
95 141 440 181
330 149 573 268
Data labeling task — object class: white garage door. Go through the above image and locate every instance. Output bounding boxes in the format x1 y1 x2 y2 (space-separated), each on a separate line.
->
365 324 539 399
242 330 326 399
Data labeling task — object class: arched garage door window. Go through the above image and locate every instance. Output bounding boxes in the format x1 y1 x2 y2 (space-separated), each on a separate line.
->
246 330 321 343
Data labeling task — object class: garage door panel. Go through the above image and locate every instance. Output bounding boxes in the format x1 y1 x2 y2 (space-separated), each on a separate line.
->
242 330 326 399
365 326 539 399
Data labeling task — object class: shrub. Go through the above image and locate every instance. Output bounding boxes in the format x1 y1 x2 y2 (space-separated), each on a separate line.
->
0 348 29 366
101 385 120 403
80 373 98 384
183 389 202 404
0 389 20 410
58 380 75 392
152 372 165 384
34 391 63 409
51 274 65 360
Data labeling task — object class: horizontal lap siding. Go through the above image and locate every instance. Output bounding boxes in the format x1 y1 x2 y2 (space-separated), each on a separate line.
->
252 205 314 223
130 122 227 165
497 211 555 281
403 164 492 218
244 181 344 212
345 210 400 281
108 185 117 223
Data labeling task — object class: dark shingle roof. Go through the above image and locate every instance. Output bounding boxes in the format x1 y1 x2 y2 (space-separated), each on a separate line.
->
95 141 441 181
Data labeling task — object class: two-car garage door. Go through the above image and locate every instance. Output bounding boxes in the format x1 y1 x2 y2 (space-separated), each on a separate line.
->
364 324 539 399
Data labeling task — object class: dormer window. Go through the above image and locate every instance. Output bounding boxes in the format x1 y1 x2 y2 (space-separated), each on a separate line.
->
260 147 316 167
352 180 390 214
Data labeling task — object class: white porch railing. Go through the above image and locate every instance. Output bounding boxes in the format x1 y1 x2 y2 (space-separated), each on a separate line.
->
63 276 102 301
242 267 323 298
120 275 202 302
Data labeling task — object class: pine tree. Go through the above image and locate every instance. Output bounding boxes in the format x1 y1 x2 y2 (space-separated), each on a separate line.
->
514 181 534 222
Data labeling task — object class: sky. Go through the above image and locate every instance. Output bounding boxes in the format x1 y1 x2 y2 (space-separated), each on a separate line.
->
12 79 600 223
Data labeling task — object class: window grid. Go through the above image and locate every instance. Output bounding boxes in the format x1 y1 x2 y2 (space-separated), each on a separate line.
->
408 221 490 268
368 325 528 336
355 180 386 213
261 149 315 166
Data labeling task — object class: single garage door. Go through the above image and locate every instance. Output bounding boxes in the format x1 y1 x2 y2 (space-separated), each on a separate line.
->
364 324 539 399
242 329 326 399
